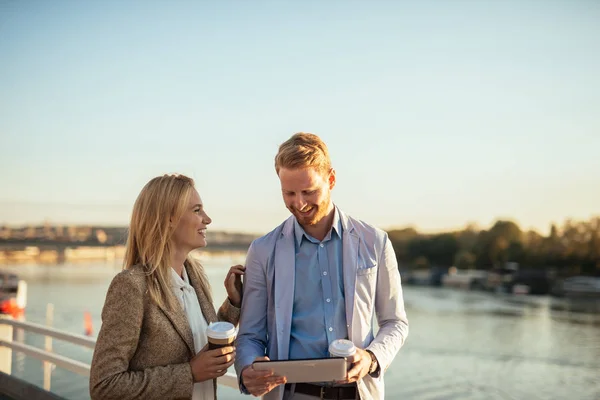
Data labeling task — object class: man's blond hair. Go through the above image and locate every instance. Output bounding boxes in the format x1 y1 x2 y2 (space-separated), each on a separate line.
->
275 132 331 175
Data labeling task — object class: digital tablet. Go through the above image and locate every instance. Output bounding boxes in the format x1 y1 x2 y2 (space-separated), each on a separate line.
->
252 357 347 383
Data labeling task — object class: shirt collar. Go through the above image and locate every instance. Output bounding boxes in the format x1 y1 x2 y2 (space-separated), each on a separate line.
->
170 266 191 290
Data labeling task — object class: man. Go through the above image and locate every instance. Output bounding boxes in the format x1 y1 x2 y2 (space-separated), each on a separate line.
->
235 133 409 400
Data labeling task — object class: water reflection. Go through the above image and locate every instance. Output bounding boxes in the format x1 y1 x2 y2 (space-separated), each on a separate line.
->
405 287 600 324
399 287 599 399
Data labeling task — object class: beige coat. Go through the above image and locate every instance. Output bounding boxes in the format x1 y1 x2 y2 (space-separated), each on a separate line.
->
90 263 240 400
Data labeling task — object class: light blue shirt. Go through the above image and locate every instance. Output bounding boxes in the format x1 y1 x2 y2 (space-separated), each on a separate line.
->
289 207 347 360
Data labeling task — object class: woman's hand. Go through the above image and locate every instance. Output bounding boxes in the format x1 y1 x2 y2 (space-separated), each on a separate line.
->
190 344 235 382
224 264 245 308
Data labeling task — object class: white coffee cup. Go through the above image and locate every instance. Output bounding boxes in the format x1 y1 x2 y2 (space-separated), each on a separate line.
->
206 321 237 350
329 339 356 369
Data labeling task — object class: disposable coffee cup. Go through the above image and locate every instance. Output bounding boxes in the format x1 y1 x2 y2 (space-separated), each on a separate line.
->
329 339 356 369
206 322 236 350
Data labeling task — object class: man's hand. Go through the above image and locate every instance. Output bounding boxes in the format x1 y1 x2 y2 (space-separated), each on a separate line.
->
241 357 287 397
338 347 372 384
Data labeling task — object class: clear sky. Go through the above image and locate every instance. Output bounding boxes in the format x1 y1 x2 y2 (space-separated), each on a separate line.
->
1 0 599 235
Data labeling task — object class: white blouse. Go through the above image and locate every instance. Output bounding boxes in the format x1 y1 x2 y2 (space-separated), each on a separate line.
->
170 267 213 400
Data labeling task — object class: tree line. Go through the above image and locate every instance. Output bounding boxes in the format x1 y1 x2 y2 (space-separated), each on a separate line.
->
388 217 600 276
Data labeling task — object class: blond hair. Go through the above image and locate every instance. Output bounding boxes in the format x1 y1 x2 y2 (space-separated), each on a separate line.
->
123 174 212 311
274 132 331 175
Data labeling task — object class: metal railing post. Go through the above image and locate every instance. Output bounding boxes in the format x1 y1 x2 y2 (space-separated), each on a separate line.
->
0 315 12 374
44 303 54 391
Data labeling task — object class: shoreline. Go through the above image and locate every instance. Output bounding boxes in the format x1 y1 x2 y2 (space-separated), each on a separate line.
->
0 246 248 266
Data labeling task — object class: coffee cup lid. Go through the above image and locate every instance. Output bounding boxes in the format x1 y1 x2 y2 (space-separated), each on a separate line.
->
329 339 356 356
206 321 237 340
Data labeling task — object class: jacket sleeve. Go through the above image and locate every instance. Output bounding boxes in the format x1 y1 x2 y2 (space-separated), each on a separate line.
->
365 234 409 376
217 297 241 326
234 241 269 381
89 272 194 400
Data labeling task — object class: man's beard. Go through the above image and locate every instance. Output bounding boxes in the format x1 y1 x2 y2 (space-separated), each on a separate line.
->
291 194 331 227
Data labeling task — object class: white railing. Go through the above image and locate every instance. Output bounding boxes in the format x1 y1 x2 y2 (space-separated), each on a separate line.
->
0 315 239 396
3 317 97 349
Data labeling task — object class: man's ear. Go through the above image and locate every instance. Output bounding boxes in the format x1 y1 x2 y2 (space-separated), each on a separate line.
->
328 168 336 190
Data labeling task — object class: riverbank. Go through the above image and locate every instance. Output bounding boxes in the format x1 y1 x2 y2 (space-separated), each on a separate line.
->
0 246 247 266
0 246 127 265
0 251 248 282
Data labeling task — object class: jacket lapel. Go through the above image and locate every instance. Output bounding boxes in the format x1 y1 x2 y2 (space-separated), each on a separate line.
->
157 297 195 356
186 261 218 324
340 208 359 342
274 217 296 359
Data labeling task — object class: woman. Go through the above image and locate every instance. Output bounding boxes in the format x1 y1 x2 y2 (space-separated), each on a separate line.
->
90 174 245 400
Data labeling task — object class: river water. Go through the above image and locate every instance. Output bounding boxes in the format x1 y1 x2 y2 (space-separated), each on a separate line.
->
2 260 599 400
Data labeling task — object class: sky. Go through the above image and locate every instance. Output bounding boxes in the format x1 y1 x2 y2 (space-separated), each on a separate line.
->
1 0 599 235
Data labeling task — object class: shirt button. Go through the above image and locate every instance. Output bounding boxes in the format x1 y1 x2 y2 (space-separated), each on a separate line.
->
329 327 333 332
320 243 324 248
326 298 331 303
323 271 328 276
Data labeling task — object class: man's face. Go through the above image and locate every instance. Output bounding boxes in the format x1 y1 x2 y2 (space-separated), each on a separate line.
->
278 167 335 227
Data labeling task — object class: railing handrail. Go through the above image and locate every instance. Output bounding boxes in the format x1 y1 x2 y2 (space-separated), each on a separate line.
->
0 318 96 349
0 339 91 377
0 316 239 390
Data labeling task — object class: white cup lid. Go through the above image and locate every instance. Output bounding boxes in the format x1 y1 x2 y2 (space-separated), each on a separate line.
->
329 339 356 356
206 321 236 339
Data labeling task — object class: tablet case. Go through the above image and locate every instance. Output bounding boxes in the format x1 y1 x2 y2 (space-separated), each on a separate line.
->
252 357 347 383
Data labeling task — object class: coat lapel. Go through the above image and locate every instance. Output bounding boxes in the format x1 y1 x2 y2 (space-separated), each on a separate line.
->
274 217 296 359
156 262 216 356
340 209 359 342
186 261 218 324
157 296 195 356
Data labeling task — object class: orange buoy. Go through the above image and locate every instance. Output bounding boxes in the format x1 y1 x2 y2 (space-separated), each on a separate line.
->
0 298 24 318
84 311 94 336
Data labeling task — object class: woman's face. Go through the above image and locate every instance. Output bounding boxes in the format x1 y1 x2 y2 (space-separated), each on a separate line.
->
171 189 212 252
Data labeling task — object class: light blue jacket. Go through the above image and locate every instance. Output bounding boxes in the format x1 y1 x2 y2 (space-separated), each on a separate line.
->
235 207 409 400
